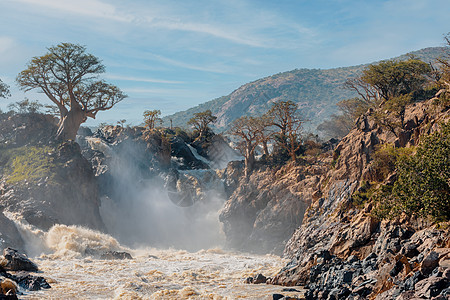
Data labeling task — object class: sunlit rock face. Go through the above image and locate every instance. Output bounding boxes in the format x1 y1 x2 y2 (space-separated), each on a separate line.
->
271 99 450 299
219 159 330 255
0 114 105 234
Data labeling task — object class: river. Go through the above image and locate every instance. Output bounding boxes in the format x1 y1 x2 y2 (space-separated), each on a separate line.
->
11 223 304 299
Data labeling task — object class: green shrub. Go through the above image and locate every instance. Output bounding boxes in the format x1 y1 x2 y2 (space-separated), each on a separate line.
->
373 122 450 222
371 144 413 181
351 181 374 208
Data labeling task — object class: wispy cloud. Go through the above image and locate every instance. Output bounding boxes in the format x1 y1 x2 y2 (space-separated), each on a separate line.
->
11 0 314 49
149 19 267 48
104 74 184 84
146 53 234 74
14 0 133 22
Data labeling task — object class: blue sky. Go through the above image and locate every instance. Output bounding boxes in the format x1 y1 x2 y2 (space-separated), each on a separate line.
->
0 0 449 126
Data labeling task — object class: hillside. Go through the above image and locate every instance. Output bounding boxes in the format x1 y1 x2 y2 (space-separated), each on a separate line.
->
164 47 449 132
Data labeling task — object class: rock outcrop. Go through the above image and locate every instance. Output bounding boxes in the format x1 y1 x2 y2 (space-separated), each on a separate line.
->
219 157 330 255
0 113 105 241
0 212 23 252
270 99 450 299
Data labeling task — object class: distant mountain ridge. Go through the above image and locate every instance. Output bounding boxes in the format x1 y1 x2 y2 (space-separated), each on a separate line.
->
164 47 449 132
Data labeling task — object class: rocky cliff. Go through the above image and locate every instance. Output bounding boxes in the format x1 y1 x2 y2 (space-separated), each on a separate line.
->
269 99 450 299
219 157 330 255
0 113 105 242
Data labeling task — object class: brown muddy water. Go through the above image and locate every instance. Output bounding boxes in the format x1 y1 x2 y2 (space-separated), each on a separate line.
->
12 223 304 299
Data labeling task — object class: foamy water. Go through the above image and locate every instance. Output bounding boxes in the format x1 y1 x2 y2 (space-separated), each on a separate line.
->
11 223 303 299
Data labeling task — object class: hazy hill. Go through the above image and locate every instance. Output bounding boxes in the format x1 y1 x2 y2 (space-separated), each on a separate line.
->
164 47 449 132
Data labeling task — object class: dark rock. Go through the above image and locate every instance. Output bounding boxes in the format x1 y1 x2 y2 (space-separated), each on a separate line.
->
389 260 404 277
273 294 284 300
403 271 424 291
170 137 209 170
100 251 132 260
253 273 267 284
432 295 447 300
244 277 253 284
431 267 443 277
282 288 301 292
364 252 377 261
414 277 447 298
396 291 415 300
309 265 322 282
402 243 419 258
352 284 372 297
343 270 354 283
0 295 18 300
0 212 24 253
421 251 440 275
304 289 315 300
8 271 51 291
316 250 332 262
0 248 38 272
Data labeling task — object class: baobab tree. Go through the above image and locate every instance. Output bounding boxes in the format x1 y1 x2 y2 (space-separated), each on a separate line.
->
267 100 304 161
143 109 161 130
187 110 217 140
16 43 127 141
229 116 261 176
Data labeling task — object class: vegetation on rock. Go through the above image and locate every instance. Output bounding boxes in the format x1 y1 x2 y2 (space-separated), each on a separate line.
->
373 122 450 222
1 145 59 185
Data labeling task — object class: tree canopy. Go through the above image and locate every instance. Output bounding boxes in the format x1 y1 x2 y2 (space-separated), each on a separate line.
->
345 58 433 106
0 79 10 98
143 109 161 130
267 100 303 161
16 43 127 140
187 110 217 140
228 115 271 176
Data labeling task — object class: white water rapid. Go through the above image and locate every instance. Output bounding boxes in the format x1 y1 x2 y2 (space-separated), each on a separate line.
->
8 219 304 299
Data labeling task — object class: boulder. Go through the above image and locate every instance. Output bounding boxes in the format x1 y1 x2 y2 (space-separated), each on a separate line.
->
100 251 132 260
7 271 51 291
414 277 447 299
421 251 440 275
253 273 267 284
0 248 38 272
